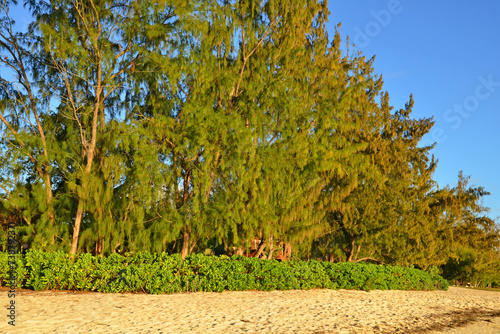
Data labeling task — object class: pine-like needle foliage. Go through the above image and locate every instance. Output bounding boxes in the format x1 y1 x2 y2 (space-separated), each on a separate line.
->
0 0 497 285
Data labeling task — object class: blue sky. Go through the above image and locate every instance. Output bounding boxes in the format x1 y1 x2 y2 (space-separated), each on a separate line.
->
327 0 500 220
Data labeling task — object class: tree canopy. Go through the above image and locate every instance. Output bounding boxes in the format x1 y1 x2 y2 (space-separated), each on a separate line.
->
1 0 498 286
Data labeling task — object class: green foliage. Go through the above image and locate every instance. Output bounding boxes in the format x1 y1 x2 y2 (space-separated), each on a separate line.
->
0 0 497 285
0 252 26 288
0 250 448 294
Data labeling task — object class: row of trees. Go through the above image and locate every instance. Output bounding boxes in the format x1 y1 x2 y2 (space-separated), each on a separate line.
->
1 0 498 286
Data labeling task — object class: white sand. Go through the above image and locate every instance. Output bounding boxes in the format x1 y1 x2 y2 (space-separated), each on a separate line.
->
2 286 499 333
429 316 500 334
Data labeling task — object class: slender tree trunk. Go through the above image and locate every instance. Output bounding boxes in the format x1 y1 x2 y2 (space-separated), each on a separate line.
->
69 74 101 254
69 152 95 254
0 39 55 225
70 200 84 254
95 238 103 255
347 237 356 262
181 227 190 259
254 240 266 259
284 242 292 260
267 235 274 260
113 242 121 253
354 244 361 261
0 116 55 225
234 247 244 256
189 235 198 255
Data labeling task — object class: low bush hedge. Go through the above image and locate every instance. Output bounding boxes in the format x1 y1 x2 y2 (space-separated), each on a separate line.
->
0 250 448 294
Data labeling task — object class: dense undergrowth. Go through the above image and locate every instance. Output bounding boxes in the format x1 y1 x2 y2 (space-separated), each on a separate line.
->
0 251 448 294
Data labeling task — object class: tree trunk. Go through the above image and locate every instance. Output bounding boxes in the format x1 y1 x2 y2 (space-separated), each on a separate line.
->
95 238 103 256
284 243 292 260
70 201 84 254
347 237 356 262
234 247 245 256
267 235 274 260
189 235 198 255
44 174 56 224
113 242 121 253
354 244 361 261
70 144 96 255
254 240 266 259
181 228 190 259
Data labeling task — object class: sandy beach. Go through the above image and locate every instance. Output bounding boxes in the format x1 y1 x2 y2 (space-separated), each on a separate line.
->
2 286 499 333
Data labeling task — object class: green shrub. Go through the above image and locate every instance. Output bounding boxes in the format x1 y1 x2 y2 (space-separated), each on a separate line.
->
0 250 448 294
